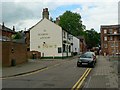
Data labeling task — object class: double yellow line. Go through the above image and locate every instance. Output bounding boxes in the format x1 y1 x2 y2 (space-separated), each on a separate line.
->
72 68 92 90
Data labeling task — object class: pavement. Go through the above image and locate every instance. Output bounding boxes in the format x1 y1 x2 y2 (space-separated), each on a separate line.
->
1 55 119 89
2 56 77 78
83 55 119 89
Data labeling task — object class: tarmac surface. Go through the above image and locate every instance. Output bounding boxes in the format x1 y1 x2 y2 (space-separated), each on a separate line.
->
2 56 77 78
1 55 120 89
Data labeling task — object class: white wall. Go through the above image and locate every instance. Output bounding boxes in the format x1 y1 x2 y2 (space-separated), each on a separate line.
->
30 18 63 57
73 36 80 53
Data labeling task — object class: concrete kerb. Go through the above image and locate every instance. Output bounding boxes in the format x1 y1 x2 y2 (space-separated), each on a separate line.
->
2 66 48 78
2 55 78 78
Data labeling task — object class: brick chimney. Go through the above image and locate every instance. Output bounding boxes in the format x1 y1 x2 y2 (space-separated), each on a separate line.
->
55 17 60 25
2 22 5 29
13 26 15 32
42 8 49 19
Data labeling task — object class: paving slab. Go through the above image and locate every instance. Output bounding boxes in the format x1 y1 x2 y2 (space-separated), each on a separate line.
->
84 55 118 89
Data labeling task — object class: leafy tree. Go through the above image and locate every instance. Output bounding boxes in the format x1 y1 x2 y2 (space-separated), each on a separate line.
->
13 32 22 39
59 11 84 36
84 28 100 49
58 11 100 49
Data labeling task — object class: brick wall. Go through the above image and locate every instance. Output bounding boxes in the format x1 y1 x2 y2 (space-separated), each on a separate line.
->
27 51 41 59
0 42 2 67
101 25 120 56
2 41 28 67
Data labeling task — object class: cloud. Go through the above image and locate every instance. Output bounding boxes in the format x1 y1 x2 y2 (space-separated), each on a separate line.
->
73 1 118 32
1 0 119 32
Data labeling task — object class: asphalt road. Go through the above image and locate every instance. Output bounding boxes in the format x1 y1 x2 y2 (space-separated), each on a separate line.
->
2 57 88 89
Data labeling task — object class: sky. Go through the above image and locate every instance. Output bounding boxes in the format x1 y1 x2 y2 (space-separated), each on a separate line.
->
1 0 119 33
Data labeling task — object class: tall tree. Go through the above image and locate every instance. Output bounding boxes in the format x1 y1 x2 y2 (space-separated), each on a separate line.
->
59 11 84 36
84 28 100 49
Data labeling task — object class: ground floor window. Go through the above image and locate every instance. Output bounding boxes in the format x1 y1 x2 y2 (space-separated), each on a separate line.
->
69 46 71 52
63 44 66 52
58 47 62 53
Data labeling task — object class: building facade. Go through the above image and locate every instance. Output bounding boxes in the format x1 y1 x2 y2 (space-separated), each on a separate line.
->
77 36 87 54
0 24 28 67
0 23 16 41
101 25 120 55
73 36 80 55
30 8 80 58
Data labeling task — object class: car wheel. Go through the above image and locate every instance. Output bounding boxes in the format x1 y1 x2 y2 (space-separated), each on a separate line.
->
91 62 95 68
77 63 81 67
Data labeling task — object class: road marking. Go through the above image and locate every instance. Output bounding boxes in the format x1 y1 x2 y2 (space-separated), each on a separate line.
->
76 68 92 90
71 68 89 90
1 58 74 79
71 68 92 90
1 67 49 80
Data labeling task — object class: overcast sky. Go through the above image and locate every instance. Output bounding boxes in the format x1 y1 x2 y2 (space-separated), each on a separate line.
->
1 0 119 32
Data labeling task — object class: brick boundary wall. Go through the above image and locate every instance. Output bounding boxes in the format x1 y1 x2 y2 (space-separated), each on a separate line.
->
1 41 28 67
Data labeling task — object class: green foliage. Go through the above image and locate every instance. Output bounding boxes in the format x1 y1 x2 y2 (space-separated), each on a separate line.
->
59 11 84 36
59 11 100 49
84 28 100 49
13 32 22 39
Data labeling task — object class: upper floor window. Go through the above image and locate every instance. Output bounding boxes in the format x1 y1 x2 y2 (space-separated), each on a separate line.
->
111 43 114 47
104 29 107 34
114 31 117 34
119 28 120 33
63 31 66 38
116 42 118 47
109 29 113 34
114 37 117 41
104 36 107 41
104 43 107 48
110 36 113 40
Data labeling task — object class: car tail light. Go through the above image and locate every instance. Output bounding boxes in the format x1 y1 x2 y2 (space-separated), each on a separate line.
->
93 56 96 60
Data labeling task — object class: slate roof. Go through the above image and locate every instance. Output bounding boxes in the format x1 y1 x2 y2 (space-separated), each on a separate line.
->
0 24 15 33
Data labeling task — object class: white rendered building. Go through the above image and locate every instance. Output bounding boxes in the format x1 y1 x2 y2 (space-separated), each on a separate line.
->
30 8 80 58
73 36 80 54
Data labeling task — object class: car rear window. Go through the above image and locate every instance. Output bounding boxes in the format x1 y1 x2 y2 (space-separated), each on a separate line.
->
80 52 93 58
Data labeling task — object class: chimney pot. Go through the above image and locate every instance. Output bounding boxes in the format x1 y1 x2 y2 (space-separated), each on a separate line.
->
55 17 60 25
42 8 49 19
13 26 15 31
2 22 5 29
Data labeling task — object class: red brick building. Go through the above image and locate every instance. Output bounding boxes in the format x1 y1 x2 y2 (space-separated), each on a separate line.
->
2 41 28 67
101 25 120 55
0 23 28 67
0 23 16 41
77 36 87 53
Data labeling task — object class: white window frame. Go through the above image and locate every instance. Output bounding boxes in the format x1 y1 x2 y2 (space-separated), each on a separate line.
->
104 29 107 34
104 36 107 41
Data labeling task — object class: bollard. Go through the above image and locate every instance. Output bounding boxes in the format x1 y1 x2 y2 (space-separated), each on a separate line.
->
11 59 16 66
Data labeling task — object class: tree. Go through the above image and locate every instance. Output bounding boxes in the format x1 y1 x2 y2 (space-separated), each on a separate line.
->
84 28 100 49
13 32 22 39
58 11 100 49
59 11 84 36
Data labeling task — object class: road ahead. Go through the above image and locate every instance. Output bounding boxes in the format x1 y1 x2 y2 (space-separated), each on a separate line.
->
2 57 89 88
